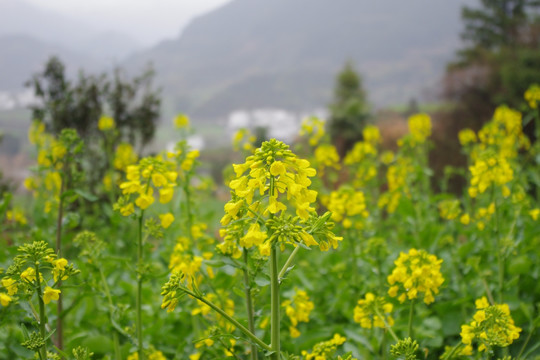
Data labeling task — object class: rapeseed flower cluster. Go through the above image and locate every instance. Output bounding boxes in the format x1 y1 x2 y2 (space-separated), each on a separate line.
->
113 143 138 172
25 123 77 213
458 128 477 147
460 297 521 354
353 292 394 329
282 289 315 338
301 334 347 360
326 187 369 229
378 157 414 213
5 209 28 226
300 116 325 146
343 126 381 187
97 115 115 131
127 349 167 360
232 128 256 152
1 241 78 307
387 249 444 304
116 156 177 216
314 144 341 175
468 154 513 198
437 199 461 220
524 84 540 109
224 139 317 220
192 292 236 331
219 140 343 260
174 113 190 128
166 141 200 176
166 236 209 291
398 114 432 148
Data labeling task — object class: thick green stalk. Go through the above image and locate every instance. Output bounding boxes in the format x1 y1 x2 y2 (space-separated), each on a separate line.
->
269 246 280 360
243 248 258 360
136 213 145 360
407 299 415 339
99 268 122 360
34 262 48 360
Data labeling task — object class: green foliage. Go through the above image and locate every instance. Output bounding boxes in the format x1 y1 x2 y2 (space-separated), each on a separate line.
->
328 62 370 157
446 0 540 134
26 56 161 199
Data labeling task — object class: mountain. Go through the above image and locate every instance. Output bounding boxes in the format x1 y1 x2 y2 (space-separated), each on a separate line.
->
0 0 96 51
0 34 101 91
0 0 141 88
126 0 477 118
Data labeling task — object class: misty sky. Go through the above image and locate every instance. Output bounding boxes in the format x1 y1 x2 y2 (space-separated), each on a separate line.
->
25 0 231 45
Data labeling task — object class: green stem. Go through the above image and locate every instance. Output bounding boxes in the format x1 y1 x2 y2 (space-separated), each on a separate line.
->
56 162 66 351
373 308 399 343
517 325 535 360
243 248 258 360
34 262 48 360
270 245 280 360
184 175 193 241
182 288 271 352
278 245 301 283
136 212 145 360
480 276 495 305
99 268 122 360
440 343 463 360
407 299 415 339
348 229 359 295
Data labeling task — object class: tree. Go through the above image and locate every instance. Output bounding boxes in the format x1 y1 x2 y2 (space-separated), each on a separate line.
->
27 56 161 196
444 0 540 132
328 62 370 157
460 0 540 57
27 56 160 150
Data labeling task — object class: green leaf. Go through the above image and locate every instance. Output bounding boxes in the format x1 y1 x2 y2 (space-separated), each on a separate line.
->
75 189 98 202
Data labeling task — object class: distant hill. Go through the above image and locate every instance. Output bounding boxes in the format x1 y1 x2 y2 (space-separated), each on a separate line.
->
126 0 477 118
0 34 101 90
0 0 141 91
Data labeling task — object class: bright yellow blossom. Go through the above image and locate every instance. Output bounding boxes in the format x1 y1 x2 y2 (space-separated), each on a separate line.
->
0 293 12 307
282 289 315 337
174 113 190 128
43 286 61 304
354 292 394 329
160 213 175 229
460 298 521 353
387 248 444 304
524 84 540 108
98 115 115 131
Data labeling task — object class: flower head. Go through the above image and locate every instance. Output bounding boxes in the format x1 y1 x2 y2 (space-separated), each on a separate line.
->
387 249 444 304
460 297 521 353
354 292 394 329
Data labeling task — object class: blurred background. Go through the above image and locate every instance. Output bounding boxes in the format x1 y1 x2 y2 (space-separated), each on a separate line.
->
1 0 539 190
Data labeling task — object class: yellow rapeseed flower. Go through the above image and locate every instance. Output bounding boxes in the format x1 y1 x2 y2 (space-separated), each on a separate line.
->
159 213 175 229
174 113 190 128
0 293 12 307
43 286 61 304
98 115 115 131
354 292 394 329
524 84 540 109
460 297 521 353
282 289 315 337
387 248 444 304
